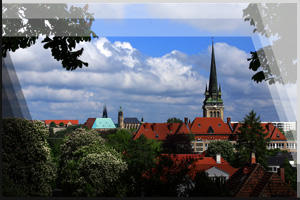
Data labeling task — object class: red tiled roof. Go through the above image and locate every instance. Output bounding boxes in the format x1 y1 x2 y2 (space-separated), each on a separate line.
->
231 122 287 141
133 122 190 140
227 163 296 197
45 120 78 125
82 118 96 129
190 117 232 134
161 154 237 178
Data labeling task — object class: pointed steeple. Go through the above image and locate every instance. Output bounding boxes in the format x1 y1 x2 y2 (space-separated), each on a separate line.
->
102 104 108 118
219 84 221 93
208 39 218 95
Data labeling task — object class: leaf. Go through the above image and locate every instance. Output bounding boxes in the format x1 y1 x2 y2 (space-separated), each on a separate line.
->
251 71 265 83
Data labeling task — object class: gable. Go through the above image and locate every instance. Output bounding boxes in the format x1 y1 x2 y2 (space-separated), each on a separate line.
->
206 166 230 177
190 117 232 134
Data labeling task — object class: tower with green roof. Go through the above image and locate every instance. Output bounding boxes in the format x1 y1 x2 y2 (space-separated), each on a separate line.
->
202 39 224 120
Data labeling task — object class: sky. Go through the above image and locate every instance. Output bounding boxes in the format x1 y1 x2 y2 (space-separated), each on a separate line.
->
8 3 297 124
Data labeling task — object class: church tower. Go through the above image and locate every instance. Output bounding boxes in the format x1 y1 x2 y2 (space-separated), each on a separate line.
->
118 106 124 128
202 39 224 120
102 104 108 118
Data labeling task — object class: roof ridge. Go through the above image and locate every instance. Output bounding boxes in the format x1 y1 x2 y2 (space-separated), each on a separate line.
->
256 172 274 197
236 163 260 197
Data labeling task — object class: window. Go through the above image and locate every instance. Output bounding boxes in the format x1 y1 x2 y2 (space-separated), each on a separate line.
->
198 123 201 127
218 123 221 127
217 112 220 118
276 134 279 138
196 143 203 146
155 134 159 138
207 126 214 133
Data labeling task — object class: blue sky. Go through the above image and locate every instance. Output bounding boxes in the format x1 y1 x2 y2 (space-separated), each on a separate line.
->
8 3 297 124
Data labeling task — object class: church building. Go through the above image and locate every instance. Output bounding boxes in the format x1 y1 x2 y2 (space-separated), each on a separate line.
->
202 40 224 120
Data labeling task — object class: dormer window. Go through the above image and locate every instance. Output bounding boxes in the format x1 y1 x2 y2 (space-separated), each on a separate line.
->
218 123 221 127
155 134 159 138
198 123 201 127
207 126 214 133
277 134 280 138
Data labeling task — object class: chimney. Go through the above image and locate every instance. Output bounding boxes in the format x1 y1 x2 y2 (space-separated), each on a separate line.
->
144 123 149 130
216 154 221 164
169 123 174 132
152 123 156 132
184 117 188 124
277 168 285 181
251 152 256 164
227 117 231 124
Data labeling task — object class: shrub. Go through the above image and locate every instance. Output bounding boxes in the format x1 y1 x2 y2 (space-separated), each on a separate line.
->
2 118 57 197
59 128 127 196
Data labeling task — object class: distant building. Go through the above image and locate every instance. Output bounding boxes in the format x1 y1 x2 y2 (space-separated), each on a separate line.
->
271 121 296 132
133 117 295 153
117 106 143 129
44 120 78 127
267 152 296 173
82 105 116 131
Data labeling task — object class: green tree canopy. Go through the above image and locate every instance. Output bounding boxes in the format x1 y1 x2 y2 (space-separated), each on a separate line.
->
205 140 235 165
167 117 183 123
2 4 98 70
107 129 132 153
59 128 127 196
2 118 57 197
50 121 56 127
59 122 65 127
235 110 270 168
162 133 194 154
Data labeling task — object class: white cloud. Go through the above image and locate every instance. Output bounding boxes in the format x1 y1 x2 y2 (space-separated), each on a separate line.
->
10 36 291 123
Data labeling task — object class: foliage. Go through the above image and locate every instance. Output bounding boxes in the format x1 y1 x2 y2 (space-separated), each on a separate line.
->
59 128 127 196
235 110 270 168
117 134 162 196
284 130 297 141
107 129 132 152
50 121 56 127
266 148 288 157
167 117 183 123
142 155 195 197
2 118 57 197
2 4 98 70
185 170 230 197
59 122 65 127
162 133 194 154
283 158 297 191
205 140 235 165
243 4 296 84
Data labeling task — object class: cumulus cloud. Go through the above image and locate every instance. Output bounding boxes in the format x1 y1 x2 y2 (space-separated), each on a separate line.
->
10 37 296 123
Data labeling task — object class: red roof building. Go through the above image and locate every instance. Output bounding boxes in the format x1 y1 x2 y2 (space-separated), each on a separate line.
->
44 120 78 126
227 162 296 197
82 118 96 129
133 122 190 140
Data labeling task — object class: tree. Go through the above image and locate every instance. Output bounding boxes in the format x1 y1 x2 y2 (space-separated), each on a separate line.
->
243 4 296 85
107 129 132 153
119 134 162 196
162 133 194 154
2 4 98 70
59 122 65 127
283 158 296 191
205 140 235 165
185 170 230 197
235 110 270 168
167 117 183 123
59 128 127 196
50 121 56 127
2 118 57 197
142 155 196 197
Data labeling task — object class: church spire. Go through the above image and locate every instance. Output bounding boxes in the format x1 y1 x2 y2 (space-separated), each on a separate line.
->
208 38 218 95
102 104 108 118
